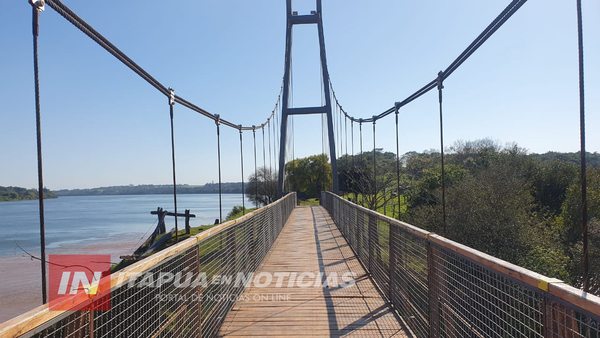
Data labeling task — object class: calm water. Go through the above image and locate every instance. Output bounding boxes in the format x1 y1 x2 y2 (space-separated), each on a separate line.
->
0 194 254 257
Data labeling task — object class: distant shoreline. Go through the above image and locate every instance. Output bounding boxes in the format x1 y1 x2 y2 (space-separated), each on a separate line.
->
54 183 247 197
0 186 58 202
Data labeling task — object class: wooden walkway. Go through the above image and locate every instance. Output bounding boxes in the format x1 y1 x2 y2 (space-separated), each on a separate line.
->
218 206 411 337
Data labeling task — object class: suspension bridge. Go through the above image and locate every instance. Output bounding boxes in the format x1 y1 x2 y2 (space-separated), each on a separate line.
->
0 0 598 337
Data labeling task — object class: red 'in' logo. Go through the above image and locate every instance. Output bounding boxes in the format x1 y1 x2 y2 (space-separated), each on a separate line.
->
48 255 111 311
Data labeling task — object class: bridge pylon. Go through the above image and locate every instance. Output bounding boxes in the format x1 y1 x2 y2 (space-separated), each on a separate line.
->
277 0 339 198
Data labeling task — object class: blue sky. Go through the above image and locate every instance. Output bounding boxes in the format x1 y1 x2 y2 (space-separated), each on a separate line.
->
0 0 598 190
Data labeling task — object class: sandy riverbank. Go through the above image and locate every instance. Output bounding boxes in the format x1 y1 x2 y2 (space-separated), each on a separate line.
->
0 233 141 323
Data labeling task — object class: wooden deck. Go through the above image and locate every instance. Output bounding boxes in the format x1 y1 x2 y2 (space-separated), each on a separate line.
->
218 205 411 337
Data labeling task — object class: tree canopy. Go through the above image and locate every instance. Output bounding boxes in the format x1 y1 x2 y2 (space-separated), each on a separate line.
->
284 154 332 199
0 186 57 202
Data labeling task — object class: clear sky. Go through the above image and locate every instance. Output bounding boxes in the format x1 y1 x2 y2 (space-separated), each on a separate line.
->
0 0 598 190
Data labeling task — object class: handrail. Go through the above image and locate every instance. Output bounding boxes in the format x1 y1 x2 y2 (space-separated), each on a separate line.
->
0 193 297 337
321 191 599 337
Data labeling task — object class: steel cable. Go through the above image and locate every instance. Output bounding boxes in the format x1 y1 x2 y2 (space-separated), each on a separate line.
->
576 0 588 292
168 88 179 242
31 3 47 305
328 0 527 124
239 127 245 215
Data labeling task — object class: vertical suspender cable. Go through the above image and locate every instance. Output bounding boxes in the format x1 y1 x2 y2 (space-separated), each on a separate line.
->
359 120 363 164
372 119 377 209
273 109 277 175
437 71 447 237
345 116 348 157
31 1 47 304
576 0 588 292
351 120 355 169
168 88 179 242
239 127 245 215
262 127 267 203
253 127 258 208
268 120 272 177
321 113 326 191
216 115 223 223
339 106 343 157
262 127 266 168
274 112 278 174
395 105 401 219
336 105 340 156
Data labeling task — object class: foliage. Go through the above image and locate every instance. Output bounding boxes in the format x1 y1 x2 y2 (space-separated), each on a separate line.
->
527 159 578 215
338 149 400 211
406 160 533 263
285 154 332 199
226 206 258 220
0 186 57 202
246 166 278 206
559 167 600 291
375 139 597 294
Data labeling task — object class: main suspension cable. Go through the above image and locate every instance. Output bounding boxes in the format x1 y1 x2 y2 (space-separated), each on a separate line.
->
328 0 527 124
44 0 278 132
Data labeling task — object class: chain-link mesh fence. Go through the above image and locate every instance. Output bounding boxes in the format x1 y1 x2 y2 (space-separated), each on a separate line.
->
2 193 296 338
322 191 600 338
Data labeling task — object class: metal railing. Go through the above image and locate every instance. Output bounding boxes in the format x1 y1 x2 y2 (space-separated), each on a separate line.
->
0 193 296 338
322 191 600 338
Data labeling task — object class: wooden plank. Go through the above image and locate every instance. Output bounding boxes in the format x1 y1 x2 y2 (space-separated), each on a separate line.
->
218 206 410 337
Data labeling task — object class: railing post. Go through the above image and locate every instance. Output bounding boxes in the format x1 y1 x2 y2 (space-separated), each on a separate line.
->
89 309 94 338
541 296 550 338
389 224 397 303
427 239 438 338
355 211 361 258
196 244 202 337
368 214 376 273
227 227 237 275
185 209 191 234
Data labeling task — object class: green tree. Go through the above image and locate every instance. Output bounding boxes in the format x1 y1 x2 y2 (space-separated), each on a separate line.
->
407 161 534 263
337 150 402 211
285 154 332 199
246 167 277 206
527 159 577 215
559 167 600 292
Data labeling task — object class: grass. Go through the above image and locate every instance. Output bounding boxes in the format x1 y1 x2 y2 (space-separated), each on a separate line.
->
342 192 408 218
299 198 320 206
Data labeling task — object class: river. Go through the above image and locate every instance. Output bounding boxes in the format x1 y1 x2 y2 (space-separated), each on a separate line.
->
0 193 254 322
0 193 254 257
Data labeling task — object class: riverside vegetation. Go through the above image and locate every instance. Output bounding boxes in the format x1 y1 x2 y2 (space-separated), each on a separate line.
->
248 139 599 295
0 186 57 202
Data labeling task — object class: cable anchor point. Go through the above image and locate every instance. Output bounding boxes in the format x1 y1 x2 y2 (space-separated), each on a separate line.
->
168 88 175 106
437 71 444 90
394 102 401 114
29 0 45 11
